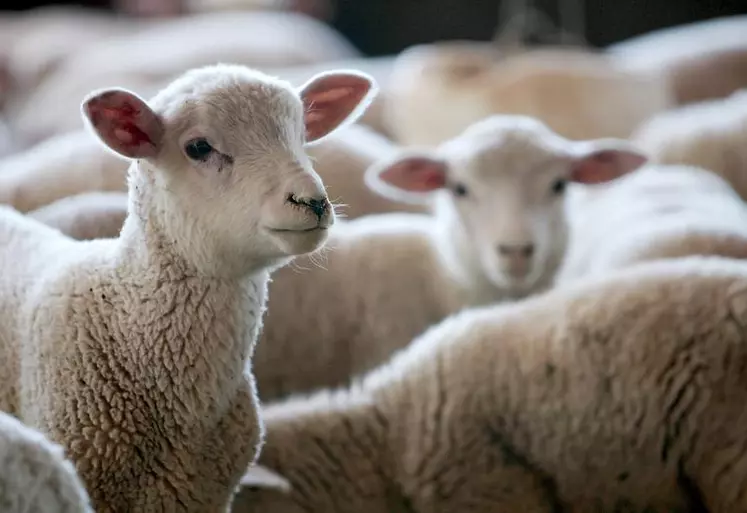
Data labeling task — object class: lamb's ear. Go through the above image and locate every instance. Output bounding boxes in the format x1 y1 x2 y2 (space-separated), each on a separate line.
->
568 139 648 185
298 70 378 143
240 464 292 493
364 152 448 203
81 88 164 160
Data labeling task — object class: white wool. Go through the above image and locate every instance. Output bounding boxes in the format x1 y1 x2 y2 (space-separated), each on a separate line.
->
0 411 93 513
557 164 747 284
235 255 747 513
631 89 747 201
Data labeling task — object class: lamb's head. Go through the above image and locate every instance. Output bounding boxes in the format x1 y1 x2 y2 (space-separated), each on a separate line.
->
366 115 648 293
81 64 377 275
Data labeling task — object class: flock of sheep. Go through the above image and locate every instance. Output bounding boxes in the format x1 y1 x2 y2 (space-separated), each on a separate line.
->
3 5 747 513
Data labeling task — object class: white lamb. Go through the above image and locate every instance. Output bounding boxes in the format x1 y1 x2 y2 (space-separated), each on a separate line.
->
631 89 747 202
252 114 647 399
0 411 93 513
0 63 376 512
234 255 747 513
556 163 747 285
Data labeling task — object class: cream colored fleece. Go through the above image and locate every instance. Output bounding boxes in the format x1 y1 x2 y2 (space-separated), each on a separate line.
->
235 255 747 513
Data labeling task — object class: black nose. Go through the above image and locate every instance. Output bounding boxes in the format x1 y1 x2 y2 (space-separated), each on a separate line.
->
498 243 535 258
288 194 330 219
306 198 329 218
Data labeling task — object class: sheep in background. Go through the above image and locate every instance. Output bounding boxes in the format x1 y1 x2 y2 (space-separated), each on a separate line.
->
609 15 747 105
384 42 672 147
0 63 376 511
234 256 747 513
253 115 647 400
0 411 93 513
557 164 747 285
630 89 747 201
0 5 143 109
5 10 360 147
0 130 129 212
29 192 129 240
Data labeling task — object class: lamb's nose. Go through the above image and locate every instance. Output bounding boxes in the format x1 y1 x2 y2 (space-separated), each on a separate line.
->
497 243 535 258
288 194 330 219
306 198 329 218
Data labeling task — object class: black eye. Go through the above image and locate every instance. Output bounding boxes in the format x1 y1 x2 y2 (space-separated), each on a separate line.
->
453 183 469 197
185 138 214 161
551 178 567 195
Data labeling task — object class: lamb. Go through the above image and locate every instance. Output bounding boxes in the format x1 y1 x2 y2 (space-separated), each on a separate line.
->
630 89 747 202
556 163 747 285
384 41 672 147
0 411 93 513
252 114 647 400
29 192 129 240
234 255 747 513
0 63 376 512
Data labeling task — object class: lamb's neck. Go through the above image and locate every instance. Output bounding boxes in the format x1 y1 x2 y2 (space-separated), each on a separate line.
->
242 391 407 512
113 167 270 370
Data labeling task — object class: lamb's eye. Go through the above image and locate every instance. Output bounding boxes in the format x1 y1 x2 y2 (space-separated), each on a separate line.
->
551 178 567 195
185 138 214 161
453 183 469 197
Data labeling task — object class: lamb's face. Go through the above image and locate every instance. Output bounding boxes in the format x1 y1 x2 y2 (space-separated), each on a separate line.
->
365 115 649 291
151 74 334 262
442 137 572 291
81 65 376 271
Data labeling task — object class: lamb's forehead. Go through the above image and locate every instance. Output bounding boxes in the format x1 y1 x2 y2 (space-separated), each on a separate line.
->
441 116 571 180
151 65 303 142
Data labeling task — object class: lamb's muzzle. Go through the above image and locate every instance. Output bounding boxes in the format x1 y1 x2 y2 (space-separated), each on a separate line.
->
497 242 535 278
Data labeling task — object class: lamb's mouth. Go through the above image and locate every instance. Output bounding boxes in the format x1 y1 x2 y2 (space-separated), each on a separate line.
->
267 226 327 234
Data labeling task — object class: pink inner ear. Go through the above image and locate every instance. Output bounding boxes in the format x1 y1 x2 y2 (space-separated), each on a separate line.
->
83 90 163 159
571 150 647 185
301 73 372 142
378 157 447 193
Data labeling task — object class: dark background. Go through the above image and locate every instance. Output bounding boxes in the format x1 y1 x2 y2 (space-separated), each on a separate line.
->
3 0 747 55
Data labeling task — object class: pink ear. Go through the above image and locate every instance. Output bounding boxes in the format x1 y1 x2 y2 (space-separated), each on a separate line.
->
570 145 648 185
376 156 448 193
298 71 375 143
82 88 164 159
